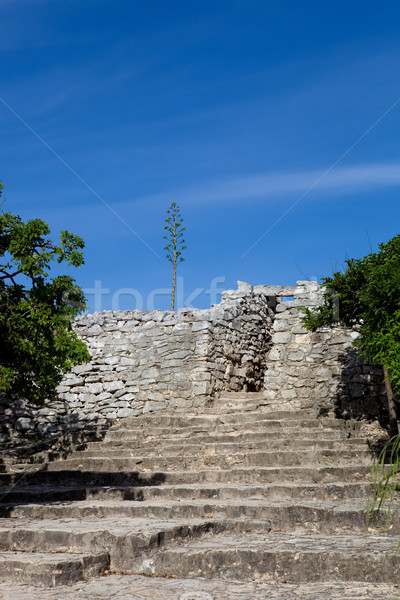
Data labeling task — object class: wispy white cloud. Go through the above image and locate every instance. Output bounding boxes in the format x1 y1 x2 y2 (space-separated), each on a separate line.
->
123 161 400 209
33 160 399 223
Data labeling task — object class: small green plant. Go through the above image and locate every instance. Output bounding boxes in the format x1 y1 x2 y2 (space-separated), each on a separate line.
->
370 435 400 536
163 202 186 311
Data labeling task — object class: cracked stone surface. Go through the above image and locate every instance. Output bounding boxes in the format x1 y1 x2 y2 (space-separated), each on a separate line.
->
1 574 400 600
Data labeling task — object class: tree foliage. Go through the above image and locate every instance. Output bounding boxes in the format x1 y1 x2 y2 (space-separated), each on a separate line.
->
302 234 400 401
163 202 186 311
302 235 400 527
0 184 90 405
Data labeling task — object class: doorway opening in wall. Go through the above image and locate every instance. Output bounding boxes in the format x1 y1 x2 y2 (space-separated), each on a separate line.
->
246 382 258 393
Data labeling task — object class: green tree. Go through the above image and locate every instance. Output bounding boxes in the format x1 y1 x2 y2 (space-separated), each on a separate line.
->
163 202 186 311
302 235 400 438
0 184 90 405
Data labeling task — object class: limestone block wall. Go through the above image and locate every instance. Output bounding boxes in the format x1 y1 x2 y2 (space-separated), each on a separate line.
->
0 279 389 446
262 281 387 419
0 282 273 444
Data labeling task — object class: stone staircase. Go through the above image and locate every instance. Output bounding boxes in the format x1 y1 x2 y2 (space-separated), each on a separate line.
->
0 392 399 593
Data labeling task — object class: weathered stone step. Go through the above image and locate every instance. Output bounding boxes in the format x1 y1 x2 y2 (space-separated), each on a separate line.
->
0 464 375 487
1 430 359 469
202 399 320 415
138 531 400 583
0 550 109 586
4 452 376 476
1 431 361 470
203 401 264 413
68 437 367 458
87 427 352 447
1 498 394 534
114 412 351 428
0 463 45 474
122 409 320 428
105 417 353 440
2 572 399 599
0 517 231 571
103 425 356 443
213 392 264 400
43 448 375 472
0 481 375 505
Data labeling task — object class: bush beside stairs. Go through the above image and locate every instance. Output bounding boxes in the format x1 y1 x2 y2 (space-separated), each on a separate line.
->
0 392 399 590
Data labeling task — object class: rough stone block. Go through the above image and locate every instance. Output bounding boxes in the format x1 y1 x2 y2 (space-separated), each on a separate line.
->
193 381 211 396
117 393 136 402
192 321 212 332
287 351 305 362
103 381 124 393
104 356 119 365
104 410 117 419
86 323 103 335
78 393 97 404
292 324 308 334
15 418 35 431
143 400 167 413
271 332 291 344
268 347 282 361
147 392 165 402
273 320 290 333
87 383 103 395
263 389 279 400
116 407 136 418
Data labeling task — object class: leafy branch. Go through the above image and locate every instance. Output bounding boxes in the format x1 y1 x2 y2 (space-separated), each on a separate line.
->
0 184 90 405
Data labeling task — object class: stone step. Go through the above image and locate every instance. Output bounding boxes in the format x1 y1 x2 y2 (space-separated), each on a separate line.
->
214 392 264 399
203 401 264 413
65 437 368 459
4 574 399 599
0 481 376 505
42 448 375 472
121 408 321 428
85 427 353 447
0 518 264 572
105 418 353 440
103 425 356 443
0 464 375 488
1 431 360 469
0 390 394 592
0 463 45 474
203 398 316 414
2 433 361 471
0 550 109 586
1 498 395 534
113 412 351 428
137 530 400 583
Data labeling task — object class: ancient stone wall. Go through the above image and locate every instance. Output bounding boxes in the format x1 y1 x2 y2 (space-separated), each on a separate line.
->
0 282 273 444
262 281 387 420
0 279 389 446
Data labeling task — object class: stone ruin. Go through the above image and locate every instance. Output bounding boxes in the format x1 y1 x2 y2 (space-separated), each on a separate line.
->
0 280 387 443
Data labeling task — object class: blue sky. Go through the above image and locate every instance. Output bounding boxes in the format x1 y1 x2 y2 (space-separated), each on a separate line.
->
1 0 399 311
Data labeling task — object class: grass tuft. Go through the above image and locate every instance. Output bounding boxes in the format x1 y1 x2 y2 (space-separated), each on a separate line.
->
370 434 400 539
